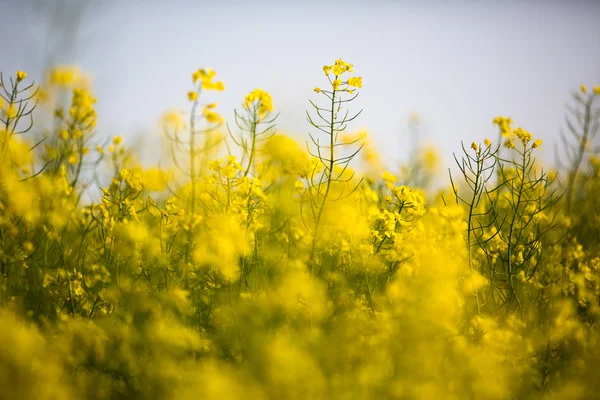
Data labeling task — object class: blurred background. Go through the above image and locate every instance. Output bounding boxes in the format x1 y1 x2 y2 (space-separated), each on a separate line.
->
1 0 599 173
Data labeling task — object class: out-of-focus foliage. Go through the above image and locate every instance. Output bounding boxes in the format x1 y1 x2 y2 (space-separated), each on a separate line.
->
1 63 600 399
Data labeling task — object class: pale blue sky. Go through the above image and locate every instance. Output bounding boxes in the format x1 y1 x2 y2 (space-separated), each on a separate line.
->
2 0 599 170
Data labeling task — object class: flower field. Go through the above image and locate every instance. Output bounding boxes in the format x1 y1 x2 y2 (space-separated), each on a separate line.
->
1 60 600 399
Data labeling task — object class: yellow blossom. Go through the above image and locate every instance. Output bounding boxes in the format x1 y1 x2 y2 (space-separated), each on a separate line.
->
382 171 397 183
113 136 123 145
244 89 274 117
188 91 198 101
161 109 186 130
16 70 27 82
203 107 224 124
514 127 532 144
347 76 362 88
581 84 587 94
193 68 225 91
493 116 513 137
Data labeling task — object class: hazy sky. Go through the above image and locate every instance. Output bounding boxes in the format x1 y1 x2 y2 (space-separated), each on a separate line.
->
2 0 599 170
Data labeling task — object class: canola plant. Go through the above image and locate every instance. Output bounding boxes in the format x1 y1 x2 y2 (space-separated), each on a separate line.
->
1 61 600 399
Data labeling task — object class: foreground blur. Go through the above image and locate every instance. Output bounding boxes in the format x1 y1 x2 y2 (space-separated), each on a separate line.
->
1 63 600 399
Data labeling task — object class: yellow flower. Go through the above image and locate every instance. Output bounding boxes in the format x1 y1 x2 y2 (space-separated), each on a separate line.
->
60 130 69 140
209 158 222 171
332 79 341 90
471 142 478 152
192 70 201 83
421 146 439 172
188 91 198 101
81 147 90 155
504 139 515 149
72 129 82 139
347 76 362 88
95 145 104 155
580 84 587 94
532 138 543 149
212 81 225 91
314 87 321 93
67 155 78 164
46 65 90 89
193 68 225 91
514 127 532 144
382 171 397 183
484 138 492 147
161 109 186 130
594 85 600 95
113 136 123 145
16 70 27 82
244 89 274 117
493 116 513 137
323 59 353 77
203 107 224 124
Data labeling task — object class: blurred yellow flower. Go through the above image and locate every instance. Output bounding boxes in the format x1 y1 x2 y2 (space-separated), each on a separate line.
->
493 116 513 137
203 107 224 124
161 109 186 130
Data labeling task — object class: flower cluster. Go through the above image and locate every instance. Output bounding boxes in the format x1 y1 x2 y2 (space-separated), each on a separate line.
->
244 88 273 118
